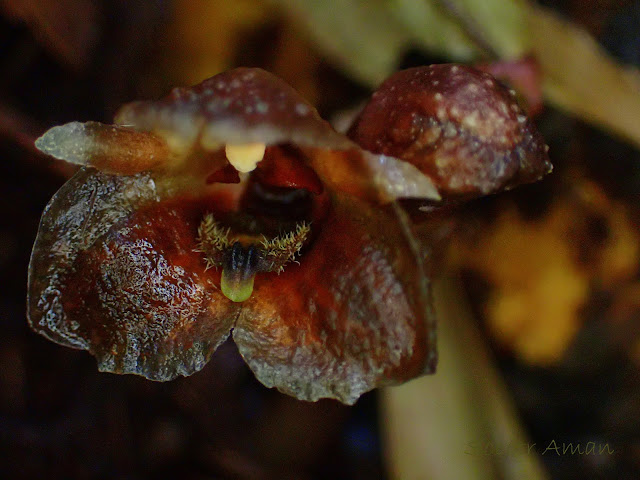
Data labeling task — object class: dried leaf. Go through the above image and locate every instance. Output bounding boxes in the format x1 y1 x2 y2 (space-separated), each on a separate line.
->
452 178 639 365
529 4 640 149
163 0 271 85
270 0 411 85
275 0 640 148
383 277 549 480
438 0 530 57
270 0 530 86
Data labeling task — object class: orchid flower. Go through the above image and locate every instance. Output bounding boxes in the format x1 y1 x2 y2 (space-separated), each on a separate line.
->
28 66 550 404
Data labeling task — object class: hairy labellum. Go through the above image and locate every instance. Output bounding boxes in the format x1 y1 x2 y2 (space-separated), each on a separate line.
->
198 214 310 302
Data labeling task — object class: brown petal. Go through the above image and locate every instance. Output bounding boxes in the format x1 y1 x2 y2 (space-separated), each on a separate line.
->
34 68 441 203
113 67 439 202
233 193 436 404
35 121 171 175
27 168 238 380
348 64 552 198
308 148 441 204
115 67 353 152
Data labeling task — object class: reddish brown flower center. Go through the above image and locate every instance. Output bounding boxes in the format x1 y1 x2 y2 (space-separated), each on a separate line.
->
198 144 326 302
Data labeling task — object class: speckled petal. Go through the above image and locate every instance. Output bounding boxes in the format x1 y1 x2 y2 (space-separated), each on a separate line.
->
27 168 239 380
348 64 552 198
115 67 353 152
112 67 440 202
232 193 436 404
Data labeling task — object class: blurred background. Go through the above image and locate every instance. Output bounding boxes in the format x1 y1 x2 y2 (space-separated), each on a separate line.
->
1 0 640 478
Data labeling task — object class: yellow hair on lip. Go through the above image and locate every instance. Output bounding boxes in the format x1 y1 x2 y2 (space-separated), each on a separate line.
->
197 214 312 302
260 222 311 272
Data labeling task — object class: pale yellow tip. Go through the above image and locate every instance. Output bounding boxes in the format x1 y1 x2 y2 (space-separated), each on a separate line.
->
225 143 266 173
221 269 255 302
